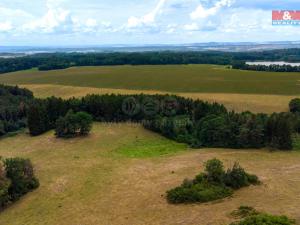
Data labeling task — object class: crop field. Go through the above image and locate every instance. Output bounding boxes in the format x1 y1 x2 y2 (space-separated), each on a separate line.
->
1 65 300 95
0 123 299 225
1 65 300 113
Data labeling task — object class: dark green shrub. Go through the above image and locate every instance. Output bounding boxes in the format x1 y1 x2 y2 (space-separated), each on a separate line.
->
231 213 295 225
4 158 39 201
231 206 259 218
166 159 259 204
225 163 260 189
205 158 226 184
167 182 232 204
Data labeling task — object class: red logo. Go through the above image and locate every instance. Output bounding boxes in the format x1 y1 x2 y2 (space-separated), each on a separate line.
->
272 10 300 21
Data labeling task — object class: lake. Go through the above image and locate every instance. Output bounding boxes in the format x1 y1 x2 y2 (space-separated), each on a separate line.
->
246 61 300 66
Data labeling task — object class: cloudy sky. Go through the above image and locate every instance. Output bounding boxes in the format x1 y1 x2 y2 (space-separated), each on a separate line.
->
0 0 299 46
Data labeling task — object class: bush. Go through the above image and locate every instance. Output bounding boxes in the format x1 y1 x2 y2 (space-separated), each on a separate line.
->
166 159 260 204
231 213 295 225
55 110 93 138
225 163 260 189
205 158 226 184
167 182 232 204
4 158 39 201
231 206 259 219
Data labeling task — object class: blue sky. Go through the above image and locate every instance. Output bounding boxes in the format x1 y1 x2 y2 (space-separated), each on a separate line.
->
0 0 299 46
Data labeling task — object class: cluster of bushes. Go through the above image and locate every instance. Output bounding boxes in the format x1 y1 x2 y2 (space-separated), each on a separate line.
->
0 157 39 210
1 49 300 74
55 110 93 138
230 206 295 225
26 94 296 150
166 159 259 204
0 85 33 137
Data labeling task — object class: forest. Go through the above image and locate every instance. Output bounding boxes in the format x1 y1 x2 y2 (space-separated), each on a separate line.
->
1 48 300 74
26 93 300 150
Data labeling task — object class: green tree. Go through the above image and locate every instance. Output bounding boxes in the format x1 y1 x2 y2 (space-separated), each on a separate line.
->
266 113 293 150
27 100 50 136
4 158 39 201
205 158 225 184
55 110 93 138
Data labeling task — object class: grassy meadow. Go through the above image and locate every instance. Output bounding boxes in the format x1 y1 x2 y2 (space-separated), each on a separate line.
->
0 123 299 225
1 65 300 224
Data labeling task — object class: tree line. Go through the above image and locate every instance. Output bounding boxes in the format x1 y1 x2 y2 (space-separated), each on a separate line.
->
1 48 300 73
26 93 298 150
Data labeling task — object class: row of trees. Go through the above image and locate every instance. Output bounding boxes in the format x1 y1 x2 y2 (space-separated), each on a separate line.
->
0 157 39 209
26 94 295 150
145 112 294 150
1 48 300 73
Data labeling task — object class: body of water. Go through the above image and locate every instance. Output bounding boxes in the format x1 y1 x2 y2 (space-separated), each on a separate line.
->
246 61 300 66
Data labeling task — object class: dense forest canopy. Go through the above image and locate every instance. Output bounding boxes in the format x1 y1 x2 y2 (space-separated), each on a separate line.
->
1 48 300 74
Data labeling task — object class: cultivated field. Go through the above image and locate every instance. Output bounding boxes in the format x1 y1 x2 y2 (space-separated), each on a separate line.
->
0 123 299 225
1 65 300 113
1 65 300 95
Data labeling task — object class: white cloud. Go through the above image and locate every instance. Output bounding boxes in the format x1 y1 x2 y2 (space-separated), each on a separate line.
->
191 0 234 20
127 0 167 28
21 0 74 33
20 0 114 34
85 18 97 28
184 23 199 31
22 8 73 33
0 21 12 32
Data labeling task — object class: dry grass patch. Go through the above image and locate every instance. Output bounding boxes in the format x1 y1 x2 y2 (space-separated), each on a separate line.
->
102 149 300 225
0 124 299 224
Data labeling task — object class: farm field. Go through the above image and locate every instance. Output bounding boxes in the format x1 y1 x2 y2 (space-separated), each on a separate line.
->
0 123 300 225
1 65 300 95
1 65 300 113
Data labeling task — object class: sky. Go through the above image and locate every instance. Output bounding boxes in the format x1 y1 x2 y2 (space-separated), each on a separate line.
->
0 0 300 46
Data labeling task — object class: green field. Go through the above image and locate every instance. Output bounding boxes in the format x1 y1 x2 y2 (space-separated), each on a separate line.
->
0 123 299 225
1 65 300 95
